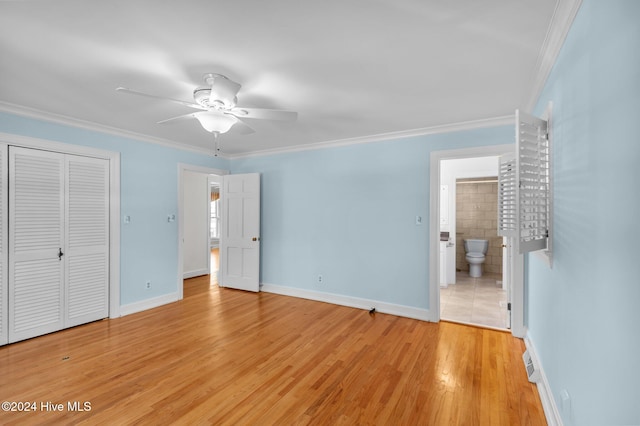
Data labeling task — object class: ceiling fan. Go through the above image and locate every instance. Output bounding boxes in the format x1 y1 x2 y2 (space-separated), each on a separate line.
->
116 73 298 149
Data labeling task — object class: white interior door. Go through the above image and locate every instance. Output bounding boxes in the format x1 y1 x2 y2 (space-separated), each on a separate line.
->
9 147 65 342
7 147 109 343
0 144 8 345
65 154 109 328
220 173 260 292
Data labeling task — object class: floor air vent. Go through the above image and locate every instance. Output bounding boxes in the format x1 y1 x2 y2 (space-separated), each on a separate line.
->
523 349 541 383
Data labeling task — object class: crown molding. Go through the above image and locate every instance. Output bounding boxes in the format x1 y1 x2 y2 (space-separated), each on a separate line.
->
0 101 514 161
228 115 515 159
524 0 583 112
0 101 225 158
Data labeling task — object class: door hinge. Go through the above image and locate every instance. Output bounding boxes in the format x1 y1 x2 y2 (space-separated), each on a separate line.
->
507 302 511 311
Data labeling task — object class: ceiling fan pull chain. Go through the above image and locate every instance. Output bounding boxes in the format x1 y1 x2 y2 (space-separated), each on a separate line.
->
213 132 220 157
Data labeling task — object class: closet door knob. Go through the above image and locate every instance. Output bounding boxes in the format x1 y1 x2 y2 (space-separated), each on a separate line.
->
58 247 64 260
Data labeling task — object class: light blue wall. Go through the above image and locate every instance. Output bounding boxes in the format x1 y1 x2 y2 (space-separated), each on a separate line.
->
527 1 640 425
232 127 512 310
0 112 228 306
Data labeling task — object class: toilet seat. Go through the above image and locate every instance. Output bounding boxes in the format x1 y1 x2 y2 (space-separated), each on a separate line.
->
466 253 485 259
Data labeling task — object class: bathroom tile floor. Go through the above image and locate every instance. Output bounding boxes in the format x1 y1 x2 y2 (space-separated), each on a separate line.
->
440 272 509 330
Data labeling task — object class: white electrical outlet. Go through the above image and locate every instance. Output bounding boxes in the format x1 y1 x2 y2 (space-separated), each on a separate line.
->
317 274 323 283
145 281 151 289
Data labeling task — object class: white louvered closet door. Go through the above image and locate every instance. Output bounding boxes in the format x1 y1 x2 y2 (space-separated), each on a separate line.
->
65 155 109 328
0 144 8 346
7 147 109 343
9 147 66 342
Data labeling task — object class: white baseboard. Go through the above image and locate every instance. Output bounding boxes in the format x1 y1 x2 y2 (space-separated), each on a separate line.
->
260 283 431 322
524 334 563 426
183 268 209 279
119 292 180 317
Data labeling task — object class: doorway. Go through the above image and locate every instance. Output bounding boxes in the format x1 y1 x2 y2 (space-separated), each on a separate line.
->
177 164 227 300
439 162 506 329
429 145 525 337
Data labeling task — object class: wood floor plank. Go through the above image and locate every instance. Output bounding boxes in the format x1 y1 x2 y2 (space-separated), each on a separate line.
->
0 275 546 425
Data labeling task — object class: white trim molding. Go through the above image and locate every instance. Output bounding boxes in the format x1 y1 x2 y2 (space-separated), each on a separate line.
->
0 101 223 158
1 100 515 161
524 0 583 111
261 283 431 322
183 269 209 279
524 334 563 426
229 115 515 159
119 292 180 317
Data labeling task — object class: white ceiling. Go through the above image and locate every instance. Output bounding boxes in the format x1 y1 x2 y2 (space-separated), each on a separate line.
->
0 0 560 157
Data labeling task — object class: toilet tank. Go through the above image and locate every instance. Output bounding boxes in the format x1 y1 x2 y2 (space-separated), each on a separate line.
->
463 239 489 254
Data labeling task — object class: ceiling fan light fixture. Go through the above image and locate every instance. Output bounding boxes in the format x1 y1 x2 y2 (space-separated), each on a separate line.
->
194 111 238 134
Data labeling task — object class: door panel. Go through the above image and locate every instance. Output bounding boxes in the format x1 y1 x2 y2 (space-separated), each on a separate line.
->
220 173 260 292
0 144 7 345
9 147 65 342
65 155 109 327
12 258 63 336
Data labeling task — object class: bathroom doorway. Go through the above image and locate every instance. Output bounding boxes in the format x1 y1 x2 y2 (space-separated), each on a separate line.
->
440 173 509 329
439 156 508 330
430 144 525 337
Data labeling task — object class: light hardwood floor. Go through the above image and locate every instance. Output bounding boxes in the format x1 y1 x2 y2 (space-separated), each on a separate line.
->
0 276 546 425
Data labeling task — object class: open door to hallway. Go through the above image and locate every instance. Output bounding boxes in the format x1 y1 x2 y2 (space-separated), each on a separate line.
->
219 173 261 292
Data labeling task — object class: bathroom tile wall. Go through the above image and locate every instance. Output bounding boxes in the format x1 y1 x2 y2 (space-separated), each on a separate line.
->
455 180 502 274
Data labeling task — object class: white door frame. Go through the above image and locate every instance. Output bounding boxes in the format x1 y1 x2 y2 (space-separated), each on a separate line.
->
177 163 228 300
429 144 526 338
0 132 121 319
208 176 221 274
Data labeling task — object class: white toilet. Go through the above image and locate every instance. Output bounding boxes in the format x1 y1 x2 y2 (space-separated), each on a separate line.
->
464 239 489 278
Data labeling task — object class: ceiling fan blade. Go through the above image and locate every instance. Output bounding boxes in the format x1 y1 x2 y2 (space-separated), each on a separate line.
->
228 107 298 121
116 87 206 110
205 74 241 108
231 119 255 135
157 113 196 124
